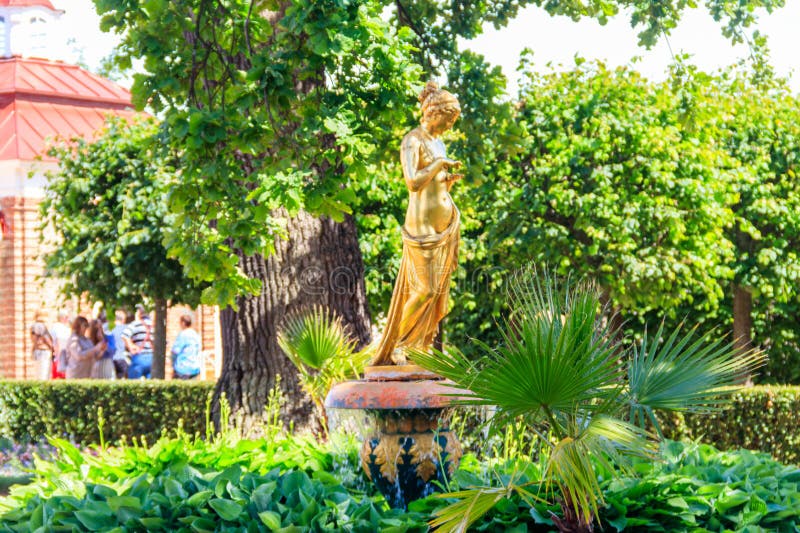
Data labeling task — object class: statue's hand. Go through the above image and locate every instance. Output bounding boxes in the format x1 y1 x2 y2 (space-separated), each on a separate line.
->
440 158 462 170
440 172 463 183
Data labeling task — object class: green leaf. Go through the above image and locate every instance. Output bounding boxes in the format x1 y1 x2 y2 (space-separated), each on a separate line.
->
107 496 141 512
259 510 282 531
75 509 115 531
186 490 213 507
208 498 244 521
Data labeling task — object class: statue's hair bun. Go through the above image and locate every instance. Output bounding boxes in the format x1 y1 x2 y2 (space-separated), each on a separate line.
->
418 81 439 105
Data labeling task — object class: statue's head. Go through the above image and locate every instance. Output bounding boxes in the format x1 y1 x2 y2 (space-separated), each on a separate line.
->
419 81 460 133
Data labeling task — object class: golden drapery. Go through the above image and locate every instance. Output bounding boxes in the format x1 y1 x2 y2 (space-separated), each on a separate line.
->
372 209 460 365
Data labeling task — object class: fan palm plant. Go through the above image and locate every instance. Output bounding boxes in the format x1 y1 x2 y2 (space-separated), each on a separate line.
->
412 266 763 532
277 306 370 436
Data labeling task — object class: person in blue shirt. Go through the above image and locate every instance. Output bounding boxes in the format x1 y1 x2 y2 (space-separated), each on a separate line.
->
171 312 202 379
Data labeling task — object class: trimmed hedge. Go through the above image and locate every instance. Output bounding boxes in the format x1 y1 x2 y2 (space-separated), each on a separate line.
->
454 386 800 466
1 381 798 465
0 380 214 445
665 385 800 465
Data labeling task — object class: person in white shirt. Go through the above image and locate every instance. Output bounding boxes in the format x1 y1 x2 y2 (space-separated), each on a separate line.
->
30 309 54 380
50 309 71 378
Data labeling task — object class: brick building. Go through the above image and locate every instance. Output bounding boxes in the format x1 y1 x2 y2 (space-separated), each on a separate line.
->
0 0 221 379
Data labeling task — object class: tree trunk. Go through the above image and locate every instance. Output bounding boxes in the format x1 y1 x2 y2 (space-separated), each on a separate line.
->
599 288 624 345
733 285 754 384
213 211 371 434
152 297 168 379
733 284 753 352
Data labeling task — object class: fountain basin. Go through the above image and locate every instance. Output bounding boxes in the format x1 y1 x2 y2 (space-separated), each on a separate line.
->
325 365 469 508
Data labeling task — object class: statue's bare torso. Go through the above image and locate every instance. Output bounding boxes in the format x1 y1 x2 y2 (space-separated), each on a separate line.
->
402 127 455 236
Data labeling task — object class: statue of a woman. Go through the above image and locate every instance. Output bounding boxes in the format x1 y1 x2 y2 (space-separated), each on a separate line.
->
372 82 462 366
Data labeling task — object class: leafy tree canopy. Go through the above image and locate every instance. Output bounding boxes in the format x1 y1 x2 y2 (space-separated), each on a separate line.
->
40 117 204 313
487 57 737 313
445 57 800 382
95 0 422 306
92 0 785 309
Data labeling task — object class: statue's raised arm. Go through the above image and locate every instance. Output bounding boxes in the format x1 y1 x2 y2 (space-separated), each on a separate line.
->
371 82 462 366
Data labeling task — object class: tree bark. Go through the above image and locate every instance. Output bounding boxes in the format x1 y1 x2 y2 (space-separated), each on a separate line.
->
733 284 753 354
152 297 168 379
733 284 754 384
599 288 624 346
213 210 371 434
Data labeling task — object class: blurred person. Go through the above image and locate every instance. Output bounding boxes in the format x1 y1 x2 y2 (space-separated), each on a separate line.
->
171 312 202 380
122 304 152 379
111 310 130 379
90 318 115 379
29 309 54 380
50 309 71 379
65 316 106 379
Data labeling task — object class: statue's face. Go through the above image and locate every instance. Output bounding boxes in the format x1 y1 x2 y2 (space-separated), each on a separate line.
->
426 107 460 134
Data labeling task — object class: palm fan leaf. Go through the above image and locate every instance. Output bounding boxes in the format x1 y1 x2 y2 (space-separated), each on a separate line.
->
413 266 623 424
428 487 512 533
545 415 651 526
428 476 544 533
626 320 765 434
277 305 355 371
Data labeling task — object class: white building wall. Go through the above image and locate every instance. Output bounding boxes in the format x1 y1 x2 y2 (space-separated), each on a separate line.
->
0 159 56 199
0 5 63 59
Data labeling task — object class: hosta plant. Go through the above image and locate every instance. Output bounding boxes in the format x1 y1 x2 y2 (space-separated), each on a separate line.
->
278 306 370 435
413 266 764 532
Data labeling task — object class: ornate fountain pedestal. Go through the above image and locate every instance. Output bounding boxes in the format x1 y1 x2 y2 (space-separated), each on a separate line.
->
325 365 467 508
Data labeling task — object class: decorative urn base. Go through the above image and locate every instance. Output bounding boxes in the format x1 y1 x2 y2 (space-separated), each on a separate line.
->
325 365 467 508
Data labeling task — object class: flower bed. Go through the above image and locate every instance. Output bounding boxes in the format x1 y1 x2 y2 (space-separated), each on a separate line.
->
0 431 798 532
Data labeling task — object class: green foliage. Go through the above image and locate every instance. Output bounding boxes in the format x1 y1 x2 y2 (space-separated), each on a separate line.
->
628 64 800 384
716 71 800 383
443 58 800 381
0 429 426 532
277 306 370 428
667 385 800 466
599 440 800 532
94 0 422 306
486 59 735 315
627 320 762 436
40 117 203 311
437 442 800 531
413 267 762 529
0 380 214 446
0 400 427 532
2 431 800 532
393 0 784 58
452 385 800 468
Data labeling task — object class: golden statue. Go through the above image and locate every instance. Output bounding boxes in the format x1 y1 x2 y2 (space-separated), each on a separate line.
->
372 82 463 366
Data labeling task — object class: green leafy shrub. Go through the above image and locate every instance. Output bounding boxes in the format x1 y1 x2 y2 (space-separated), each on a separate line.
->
0 380 214 446
278 306 370 435
665 385 800 465
0 448 424 532
2 434 799 532
414 267 762 531
599 441 800 532
0 419 425 532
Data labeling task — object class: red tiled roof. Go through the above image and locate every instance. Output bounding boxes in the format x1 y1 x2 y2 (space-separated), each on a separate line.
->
0 56 132 106
0 56 137 161
0 1 57 9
